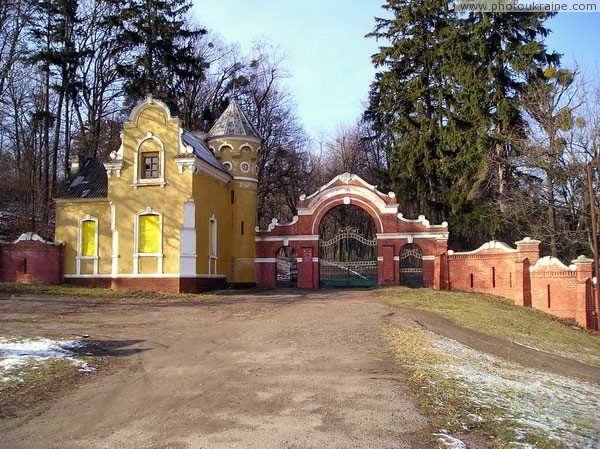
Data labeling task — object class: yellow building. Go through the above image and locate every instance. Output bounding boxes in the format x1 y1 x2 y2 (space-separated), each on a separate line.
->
55 96 261 292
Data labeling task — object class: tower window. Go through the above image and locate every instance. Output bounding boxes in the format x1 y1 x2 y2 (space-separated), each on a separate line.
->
231 190 235 204
241 221 244 235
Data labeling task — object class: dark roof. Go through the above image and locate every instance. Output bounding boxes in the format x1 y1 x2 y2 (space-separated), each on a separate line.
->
181 131 230 175
207 99 261 139
59 158 108 199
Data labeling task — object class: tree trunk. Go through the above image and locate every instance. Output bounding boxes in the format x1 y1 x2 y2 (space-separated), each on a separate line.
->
546 173 558 257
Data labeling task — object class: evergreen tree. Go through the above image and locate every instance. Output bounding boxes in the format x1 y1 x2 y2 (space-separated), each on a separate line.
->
461 12 559 242
366 0 558 246
366 0 455 223
104 0 207 110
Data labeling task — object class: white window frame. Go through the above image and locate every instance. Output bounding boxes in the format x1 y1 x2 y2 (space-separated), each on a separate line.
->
132 132 166 188
76 214 99 275
209 214 218 275
133 207 163 274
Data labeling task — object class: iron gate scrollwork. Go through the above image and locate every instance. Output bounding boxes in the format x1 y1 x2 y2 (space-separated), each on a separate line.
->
319 226 378 287
400 244 423 288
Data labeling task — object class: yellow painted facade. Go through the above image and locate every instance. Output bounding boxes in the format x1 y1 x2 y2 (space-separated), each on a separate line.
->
55 97 261 291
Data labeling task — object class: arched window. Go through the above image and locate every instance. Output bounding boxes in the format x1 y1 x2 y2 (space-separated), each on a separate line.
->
132 133 166 188
77 215 99 275
138 215 160 253
134 207 163 274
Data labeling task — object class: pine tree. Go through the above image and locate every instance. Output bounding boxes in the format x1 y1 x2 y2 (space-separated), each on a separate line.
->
104 0 207 110
463 12 559 242
366 0 455 222
366 1 558 246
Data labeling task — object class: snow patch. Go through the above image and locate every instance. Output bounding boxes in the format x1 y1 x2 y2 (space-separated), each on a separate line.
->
0 337 95 382
435 431 467 449
429 334 600 449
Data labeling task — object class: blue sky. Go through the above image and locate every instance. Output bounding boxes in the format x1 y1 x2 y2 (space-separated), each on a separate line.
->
193 1 600 138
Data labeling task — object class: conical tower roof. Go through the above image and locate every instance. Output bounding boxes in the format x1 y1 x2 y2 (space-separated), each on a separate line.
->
207 99 261 140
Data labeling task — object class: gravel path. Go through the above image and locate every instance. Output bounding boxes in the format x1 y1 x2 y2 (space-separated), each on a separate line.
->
0 290 435 449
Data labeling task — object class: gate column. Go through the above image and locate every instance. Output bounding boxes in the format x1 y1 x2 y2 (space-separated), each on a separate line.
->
379 244 395 285
298 246 316 288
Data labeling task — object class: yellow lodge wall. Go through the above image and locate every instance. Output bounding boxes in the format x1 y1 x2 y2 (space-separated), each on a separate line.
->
107 102 191 275
230 181 257 283
55 200 111 275
231 181 257 258
55 97 262 290
192 174 231 277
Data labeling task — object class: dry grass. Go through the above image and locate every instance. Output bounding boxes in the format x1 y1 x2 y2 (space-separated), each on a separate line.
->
0 282 185 299
379 286 600 367
0 357 112 419
383 323 572 449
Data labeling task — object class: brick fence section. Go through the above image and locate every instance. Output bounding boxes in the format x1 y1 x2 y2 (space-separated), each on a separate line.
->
0 233 64 285
436 238 598 330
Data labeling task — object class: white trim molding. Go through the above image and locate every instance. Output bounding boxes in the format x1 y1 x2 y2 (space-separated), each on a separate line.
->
174 155 232 184
255 234 319 242
376 232 450 240
180 198 197 276
110 202 119 276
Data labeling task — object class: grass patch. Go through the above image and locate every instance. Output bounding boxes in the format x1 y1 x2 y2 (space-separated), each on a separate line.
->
383 323 574 449
0 282 273 301
379 286 600 367
0 282 210 301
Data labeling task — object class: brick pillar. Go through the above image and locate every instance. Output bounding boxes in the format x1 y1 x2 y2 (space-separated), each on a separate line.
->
434 238 449 290
298 246 315 289
515 238 540 307
513 258 532 307
572 255 596 330
516 237 541 265
379 244 395 285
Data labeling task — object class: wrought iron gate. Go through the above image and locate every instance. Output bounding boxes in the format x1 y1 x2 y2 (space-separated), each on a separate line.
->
400 244 423 288
319 226 378 287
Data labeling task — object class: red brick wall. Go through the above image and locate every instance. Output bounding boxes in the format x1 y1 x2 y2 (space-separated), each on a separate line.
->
529 257 593 327
0 238 63 285
447 253 520 301
438 240 596 330
255 261 277 287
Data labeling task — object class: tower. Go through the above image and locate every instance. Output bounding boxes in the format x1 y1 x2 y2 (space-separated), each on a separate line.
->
207 99 262 285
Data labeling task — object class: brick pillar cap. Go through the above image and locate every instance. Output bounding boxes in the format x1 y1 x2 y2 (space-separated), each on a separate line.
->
571 255 594 265
515 237 541 245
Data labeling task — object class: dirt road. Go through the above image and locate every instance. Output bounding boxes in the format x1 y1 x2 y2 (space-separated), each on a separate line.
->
0 290 435 449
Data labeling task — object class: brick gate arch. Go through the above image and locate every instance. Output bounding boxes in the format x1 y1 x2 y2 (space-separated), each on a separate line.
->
255 173 449 289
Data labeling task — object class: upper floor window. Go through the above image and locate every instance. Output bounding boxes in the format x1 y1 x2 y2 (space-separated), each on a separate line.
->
132 133 166 188
142 152 159 179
